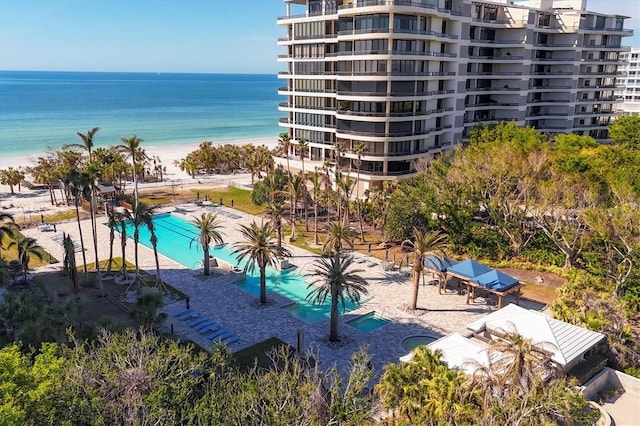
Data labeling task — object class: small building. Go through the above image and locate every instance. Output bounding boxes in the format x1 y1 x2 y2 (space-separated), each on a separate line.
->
403 305 606 378
466 304 605 374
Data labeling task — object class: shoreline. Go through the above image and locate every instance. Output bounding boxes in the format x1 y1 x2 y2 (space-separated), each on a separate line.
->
0 136 278 171
0 136 278 216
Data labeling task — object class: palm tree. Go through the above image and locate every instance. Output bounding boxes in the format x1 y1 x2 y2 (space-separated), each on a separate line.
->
131 202 151 285
140 206 167 292
233 221 291 304
352 143 367 242
322 221 356 256
483 325 557 394
116 135 145 213
67 169 89 281
265 200 286 249
63 234 79 294
0 167 25 194
0 213 17 257
286 173 305 240
117 210 131 282
306 255 368 342
64 127 99 162
297 138 308 173
104 209 118 276
85 163 103 294
278 132 292 174
336 173 354 225
401 228 448 311
66 128 101 284
8 236 44 283
309 170 322 245
190 212 224 277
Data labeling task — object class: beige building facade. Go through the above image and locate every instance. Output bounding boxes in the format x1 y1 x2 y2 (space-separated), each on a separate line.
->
277 0 632 189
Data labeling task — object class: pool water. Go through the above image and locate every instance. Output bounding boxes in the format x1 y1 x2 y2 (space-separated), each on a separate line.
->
402 335 437 352
346 311 392 333
119 213 362 322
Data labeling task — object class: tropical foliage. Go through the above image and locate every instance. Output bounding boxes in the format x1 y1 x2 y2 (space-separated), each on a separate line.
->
376 337 596 426
191 212 225 277
0 330 375 426
306 255 368 342
233 221 291 304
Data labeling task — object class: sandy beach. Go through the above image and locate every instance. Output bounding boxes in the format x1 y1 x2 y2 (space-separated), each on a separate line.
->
0 136 278 218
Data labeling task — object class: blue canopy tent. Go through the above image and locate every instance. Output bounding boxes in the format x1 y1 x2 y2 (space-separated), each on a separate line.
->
446 259 492 280
423 255 458 273
423 255 459 293
471 269 519 292
445 260 522 308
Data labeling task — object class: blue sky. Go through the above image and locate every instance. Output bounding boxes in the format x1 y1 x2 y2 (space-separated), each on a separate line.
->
0 0 637 74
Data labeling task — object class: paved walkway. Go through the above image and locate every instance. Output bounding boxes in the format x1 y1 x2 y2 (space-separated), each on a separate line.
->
25 202 543 377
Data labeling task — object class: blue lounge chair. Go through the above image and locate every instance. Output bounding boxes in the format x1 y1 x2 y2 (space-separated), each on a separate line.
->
195 320 217 331
187 317 209 327
171 307 189 317
200 323 220 334
210 331 232 341
207 329 228 339
179 311 199 320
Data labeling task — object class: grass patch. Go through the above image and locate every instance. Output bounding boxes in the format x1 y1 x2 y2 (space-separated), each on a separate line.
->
139 193 173 207
43 209 77 223
233 337 295 370
521 282 557 305
195 186 264 215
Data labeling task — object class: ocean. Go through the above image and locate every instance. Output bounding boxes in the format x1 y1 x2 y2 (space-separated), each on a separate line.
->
0 71 282 160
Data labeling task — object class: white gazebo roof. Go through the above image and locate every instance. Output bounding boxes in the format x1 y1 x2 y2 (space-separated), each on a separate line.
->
466 304 605 367
399 332 492 375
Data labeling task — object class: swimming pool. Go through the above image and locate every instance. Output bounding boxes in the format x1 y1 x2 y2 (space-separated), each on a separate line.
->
120 213 362 322
402 335 437 352
346 311 392 333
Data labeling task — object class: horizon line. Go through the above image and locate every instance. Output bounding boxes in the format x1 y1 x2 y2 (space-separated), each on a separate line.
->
0 69 279 76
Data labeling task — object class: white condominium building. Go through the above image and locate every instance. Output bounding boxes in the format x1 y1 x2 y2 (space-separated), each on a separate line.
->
616 48 640 115
277 0 632 189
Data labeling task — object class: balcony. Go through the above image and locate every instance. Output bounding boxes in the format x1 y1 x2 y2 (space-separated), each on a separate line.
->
579 26 634 35
468 55 524 61
336 107 454 118
390 28 459 39
335 71 456 77
466 86 521 92
469 39 524 45
336 125 453 138
338 0 462 16
472 17 528 26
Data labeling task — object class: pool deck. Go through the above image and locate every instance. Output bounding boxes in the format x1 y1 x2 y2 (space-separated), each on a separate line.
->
26 202 544 377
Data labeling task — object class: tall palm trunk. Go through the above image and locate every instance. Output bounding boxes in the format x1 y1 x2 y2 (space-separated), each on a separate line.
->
150 234 162 286
259 263 267 304
89 186 103 295
290 194 297 240
356 168 365 243
330 257 340 342
314 200 319 245
133 227 141 282
409 266 422 311
276 218 282 250
203 244 210 276
120 222 128 282
106 222 115 275
74 196 88 281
